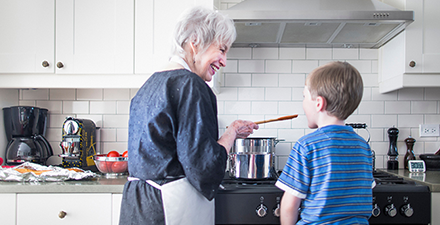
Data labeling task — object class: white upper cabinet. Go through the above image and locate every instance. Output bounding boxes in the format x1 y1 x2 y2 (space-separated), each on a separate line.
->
0 0 54 74
0 0 214 88
135 0 213 74
56 0 134 74
379 0 440 93
0 0 134 75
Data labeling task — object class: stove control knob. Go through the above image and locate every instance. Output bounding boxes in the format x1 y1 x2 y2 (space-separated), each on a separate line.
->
401 204 414 217
372 204 381 217
256 204 267 217
273 204 280 217
385 204 397 217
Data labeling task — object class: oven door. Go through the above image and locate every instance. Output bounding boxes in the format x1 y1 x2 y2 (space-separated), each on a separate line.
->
369 185 431 225
215 187 283 224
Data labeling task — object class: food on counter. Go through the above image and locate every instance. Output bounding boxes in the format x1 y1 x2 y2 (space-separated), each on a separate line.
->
93 153 128 175
67 168 84 173
112 161 128 173
107 150 120 157
15 168 52 175
15 167 83 175
1 162 97 182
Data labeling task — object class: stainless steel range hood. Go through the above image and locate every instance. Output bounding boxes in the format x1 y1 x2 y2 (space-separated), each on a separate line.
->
219 0 414 48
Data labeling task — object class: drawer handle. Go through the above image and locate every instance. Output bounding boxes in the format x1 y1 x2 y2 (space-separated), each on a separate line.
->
42 61 50 68
58 211 67 219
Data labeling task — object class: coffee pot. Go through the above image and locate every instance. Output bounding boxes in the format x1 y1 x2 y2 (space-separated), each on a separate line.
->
3 106 53 165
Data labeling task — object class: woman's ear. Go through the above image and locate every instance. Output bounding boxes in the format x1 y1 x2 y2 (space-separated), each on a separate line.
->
190 42 198 55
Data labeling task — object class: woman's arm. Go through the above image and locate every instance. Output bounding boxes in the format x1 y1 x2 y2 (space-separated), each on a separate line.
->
280 192 302 225
217 120 258 154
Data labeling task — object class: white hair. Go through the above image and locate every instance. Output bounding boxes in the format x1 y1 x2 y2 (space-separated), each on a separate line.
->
170 6 236 58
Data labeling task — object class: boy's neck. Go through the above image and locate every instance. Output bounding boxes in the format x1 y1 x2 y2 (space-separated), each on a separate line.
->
316 112 345 128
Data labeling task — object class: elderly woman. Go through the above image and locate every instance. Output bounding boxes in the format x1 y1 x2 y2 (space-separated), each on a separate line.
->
119 6 259 225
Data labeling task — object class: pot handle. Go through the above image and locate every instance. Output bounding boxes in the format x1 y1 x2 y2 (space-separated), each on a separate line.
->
275 139 285 146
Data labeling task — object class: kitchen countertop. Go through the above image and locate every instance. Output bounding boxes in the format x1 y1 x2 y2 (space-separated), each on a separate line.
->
380 169 440 192
2 170 440 194
0 174 127 194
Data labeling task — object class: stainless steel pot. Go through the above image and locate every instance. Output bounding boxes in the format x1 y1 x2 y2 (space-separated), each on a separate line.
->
228 137 281 179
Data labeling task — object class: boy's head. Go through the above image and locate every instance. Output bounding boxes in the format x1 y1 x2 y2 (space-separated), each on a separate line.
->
304 61 363 123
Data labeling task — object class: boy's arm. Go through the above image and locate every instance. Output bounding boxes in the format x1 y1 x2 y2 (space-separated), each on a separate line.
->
280 192 302 225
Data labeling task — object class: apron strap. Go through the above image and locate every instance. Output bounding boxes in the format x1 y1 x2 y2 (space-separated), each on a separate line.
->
127 176 184 190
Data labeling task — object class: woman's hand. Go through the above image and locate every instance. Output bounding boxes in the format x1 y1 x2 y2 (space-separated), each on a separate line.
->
229 120 259 139
218 120 259 154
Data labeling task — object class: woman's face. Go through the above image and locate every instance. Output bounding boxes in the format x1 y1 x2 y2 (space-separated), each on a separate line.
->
193 43 227 82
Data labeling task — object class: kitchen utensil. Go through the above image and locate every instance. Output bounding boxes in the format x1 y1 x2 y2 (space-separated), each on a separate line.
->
228 137 281 179
419 154 440 170
93 154 128 177
253 114 298 125
387 127 399 170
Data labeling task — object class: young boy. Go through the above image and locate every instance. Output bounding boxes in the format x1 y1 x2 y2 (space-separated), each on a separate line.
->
275 61 374 225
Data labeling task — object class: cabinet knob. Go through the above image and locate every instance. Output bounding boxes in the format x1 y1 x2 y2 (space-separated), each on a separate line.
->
409 61 416 68
58 211 67 219
57 62 64 69
42 61 50 68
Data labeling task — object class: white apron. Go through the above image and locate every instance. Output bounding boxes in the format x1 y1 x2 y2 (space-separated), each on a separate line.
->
147 178 215 225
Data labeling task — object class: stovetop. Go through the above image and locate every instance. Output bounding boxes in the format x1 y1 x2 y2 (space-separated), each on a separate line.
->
373 170 430 192
218 172 281 193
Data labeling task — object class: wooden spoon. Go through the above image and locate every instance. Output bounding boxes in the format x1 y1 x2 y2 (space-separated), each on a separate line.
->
226 114 298 128
254 114 298 125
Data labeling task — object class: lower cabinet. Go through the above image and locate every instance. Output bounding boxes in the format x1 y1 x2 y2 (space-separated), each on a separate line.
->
16 193 117 225
0 194 16 224
432 193 440 225
112 194 123 224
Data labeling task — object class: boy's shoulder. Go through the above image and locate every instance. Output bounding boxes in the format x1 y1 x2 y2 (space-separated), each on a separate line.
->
298 125 354 142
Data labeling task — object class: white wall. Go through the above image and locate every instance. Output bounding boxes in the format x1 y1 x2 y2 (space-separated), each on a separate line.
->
2 47 439 169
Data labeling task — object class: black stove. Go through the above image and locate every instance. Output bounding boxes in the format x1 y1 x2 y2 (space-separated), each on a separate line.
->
370 170 431 225
215 174 283 224
215 171 431 225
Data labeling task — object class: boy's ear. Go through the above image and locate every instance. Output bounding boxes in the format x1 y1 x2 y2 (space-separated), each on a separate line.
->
315 96 326 112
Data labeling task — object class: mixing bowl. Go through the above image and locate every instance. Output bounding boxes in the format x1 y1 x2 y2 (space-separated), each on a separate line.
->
93 154 128 176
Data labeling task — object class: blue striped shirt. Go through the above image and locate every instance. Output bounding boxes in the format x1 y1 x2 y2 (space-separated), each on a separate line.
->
276 125 373 225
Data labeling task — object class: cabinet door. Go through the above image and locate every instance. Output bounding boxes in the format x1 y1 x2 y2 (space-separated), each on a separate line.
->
56 0 134 74
0 0 55 73
0 194 16 225
17 193 112 225
135 0 213 74
112 194 123 225
422 0 440 73
404 0 440 73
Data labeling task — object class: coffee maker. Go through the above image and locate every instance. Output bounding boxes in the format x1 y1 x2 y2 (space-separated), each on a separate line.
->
3 106 53 165
59 117 97 170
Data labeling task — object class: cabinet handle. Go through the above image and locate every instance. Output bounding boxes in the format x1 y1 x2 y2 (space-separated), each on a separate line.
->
57 62 64 69
42 61 50 68
58 211 67 219
409 61 416 68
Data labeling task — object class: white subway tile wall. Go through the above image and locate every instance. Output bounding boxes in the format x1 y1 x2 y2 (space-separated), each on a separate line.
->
15 47 440 169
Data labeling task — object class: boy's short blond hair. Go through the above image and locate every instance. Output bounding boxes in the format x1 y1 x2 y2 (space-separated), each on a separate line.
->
306 61 363 120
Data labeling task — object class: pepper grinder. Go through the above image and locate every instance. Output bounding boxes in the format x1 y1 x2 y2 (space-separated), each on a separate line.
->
387 127 399 170
403 136 416 169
